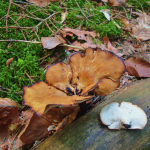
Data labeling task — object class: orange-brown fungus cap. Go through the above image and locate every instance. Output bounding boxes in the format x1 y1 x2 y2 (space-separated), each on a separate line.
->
46 63 74 93
94 79 120 96
23 81 91 115
69 48 125 95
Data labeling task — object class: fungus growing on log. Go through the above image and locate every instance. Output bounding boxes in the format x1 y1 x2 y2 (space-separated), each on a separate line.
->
69 48 125 95
100 102 147 129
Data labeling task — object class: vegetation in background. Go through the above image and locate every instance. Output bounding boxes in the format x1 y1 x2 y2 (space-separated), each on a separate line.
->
0 0 149 102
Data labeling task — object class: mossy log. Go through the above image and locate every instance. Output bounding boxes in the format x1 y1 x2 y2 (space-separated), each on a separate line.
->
36 79 150 150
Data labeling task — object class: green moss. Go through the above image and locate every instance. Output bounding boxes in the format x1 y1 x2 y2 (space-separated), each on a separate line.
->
128 0 149 11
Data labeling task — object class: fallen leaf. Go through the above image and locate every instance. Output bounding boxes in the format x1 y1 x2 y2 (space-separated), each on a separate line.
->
27 0 61 6
0 98 22 149
61 28 96 43
6 58 13 66
41 35 66 49
107 0 126 6
119 18 130 31
125 57 150 77
103 36 123 56
132 13 150 41
18 110 50 145
53 107 79 131
100 9 111 20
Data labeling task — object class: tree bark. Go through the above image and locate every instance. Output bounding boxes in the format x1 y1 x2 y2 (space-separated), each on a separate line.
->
36 79 150 150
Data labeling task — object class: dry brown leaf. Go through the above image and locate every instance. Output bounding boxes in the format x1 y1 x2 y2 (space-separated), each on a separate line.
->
27 0 61 6
61 28 96 42
0 98 22 149
41 35 66 49
6 58 13 66
16 105 80 147
125 57 150 77
119 18 130 31
53 107 79 131
23 81 91 115
132 13 150 41
18 110 50 145
69 48 125 96
108 0 126 6
103 36 123 56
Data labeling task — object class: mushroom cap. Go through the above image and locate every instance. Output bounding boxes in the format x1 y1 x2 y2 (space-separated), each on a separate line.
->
93 79 120 96
100 102 147 129
46 63 73 93
69 48 125 95
23 81 91 115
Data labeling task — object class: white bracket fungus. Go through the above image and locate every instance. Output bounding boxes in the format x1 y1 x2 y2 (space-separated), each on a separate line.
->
100 102 147 129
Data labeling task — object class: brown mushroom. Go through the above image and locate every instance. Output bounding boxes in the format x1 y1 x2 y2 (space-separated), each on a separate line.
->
46 63 74 93
23 81 91 115
94 79 120 96
69 48 125 95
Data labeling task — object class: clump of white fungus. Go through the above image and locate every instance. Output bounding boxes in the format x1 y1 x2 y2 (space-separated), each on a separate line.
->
100 102 147 129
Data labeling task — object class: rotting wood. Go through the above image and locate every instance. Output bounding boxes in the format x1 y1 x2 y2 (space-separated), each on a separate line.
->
35 78 150 150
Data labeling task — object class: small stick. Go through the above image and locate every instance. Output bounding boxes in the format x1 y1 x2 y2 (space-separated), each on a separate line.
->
0 39 41 44
6 0 13 32
74 0 93 23
9 16 27 40
0 26 34 29
30 12 59 33
25 72 33 83
0 40 85 50
44 21 55 33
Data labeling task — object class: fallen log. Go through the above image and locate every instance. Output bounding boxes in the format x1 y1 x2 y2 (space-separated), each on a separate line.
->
36 79 150 150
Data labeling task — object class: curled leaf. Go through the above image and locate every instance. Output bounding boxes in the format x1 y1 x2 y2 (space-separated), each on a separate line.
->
6 58 13 66
125 57 150 77
41 35 66 49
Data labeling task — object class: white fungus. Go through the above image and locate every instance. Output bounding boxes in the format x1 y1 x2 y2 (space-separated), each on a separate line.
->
100 102 147 129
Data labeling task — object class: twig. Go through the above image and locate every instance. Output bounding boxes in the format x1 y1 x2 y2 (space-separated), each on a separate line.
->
135 0 144 12
25 72 33 83
0 39 85 50
30 12 59 33
6 0 13 32
0 86 23 95
74 0 93 23
60 44 85 50
12 2 41 20
0 26 34 29
123 7 129 18
0 39 41 44
44 21 55 34
9 16 27 40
